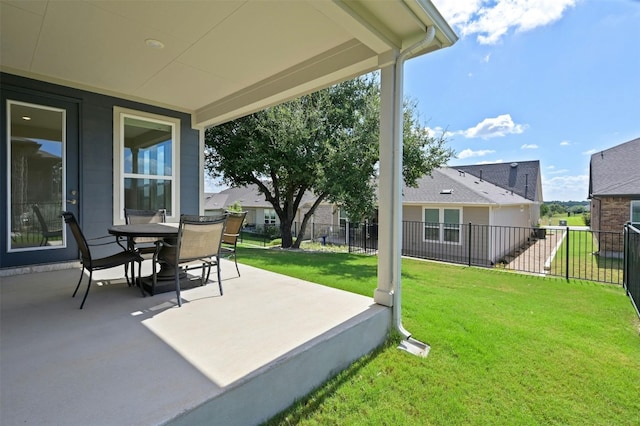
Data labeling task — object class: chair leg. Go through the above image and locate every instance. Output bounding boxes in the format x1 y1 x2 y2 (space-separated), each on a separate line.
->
217 258 223 296
137 261 145 297
72 267 85 298
175 267 182 307
79 270 93 309
125 262 131 286
151 259 158 296
234 254 240 277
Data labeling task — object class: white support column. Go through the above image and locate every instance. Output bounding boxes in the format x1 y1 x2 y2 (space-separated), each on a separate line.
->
374 62 403 309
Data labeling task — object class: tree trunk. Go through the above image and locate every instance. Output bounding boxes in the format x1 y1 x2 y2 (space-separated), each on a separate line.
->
280 219 294 248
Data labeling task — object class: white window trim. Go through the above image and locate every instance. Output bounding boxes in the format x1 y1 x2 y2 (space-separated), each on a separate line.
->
422 206 463 245
264 208 277 225
113 107 180 224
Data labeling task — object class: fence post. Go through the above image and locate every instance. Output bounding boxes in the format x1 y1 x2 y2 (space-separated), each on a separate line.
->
624 223 628 292
468 222 472 267
565 226 570 280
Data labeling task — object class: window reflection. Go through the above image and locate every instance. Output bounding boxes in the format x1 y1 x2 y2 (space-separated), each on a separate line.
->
8 102 64 250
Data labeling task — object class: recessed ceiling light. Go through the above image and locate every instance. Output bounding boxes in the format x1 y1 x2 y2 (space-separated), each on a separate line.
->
22 116 31 121
145 39 164 49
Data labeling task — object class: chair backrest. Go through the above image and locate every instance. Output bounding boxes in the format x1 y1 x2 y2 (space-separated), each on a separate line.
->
222 211 246 245
124 208 166 225
62 211 91 263
124 209 166 244
33 204 49 232
177 215 227 262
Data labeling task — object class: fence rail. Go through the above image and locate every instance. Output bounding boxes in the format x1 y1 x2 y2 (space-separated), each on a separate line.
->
624 223 640 317
348 221 623 285
240 219 625 287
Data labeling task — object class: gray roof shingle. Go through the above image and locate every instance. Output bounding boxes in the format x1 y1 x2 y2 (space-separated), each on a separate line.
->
455 160 540 201
403 168 532 205
589 137 640 197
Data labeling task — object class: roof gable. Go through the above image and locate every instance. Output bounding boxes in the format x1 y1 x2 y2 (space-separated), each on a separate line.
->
589 137 640 197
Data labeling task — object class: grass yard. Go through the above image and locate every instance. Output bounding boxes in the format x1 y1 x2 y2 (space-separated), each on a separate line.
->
543 214 587 226
235 247 640 425
550 230 623 284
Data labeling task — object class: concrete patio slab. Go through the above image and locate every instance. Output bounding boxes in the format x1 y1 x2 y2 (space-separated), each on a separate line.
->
1 259 390 425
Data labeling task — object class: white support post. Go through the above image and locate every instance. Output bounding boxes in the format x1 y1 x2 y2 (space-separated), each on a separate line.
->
374 63 402 309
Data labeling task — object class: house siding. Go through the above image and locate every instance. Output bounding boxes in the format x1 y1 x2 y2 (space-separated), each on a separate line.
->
1 73 200 262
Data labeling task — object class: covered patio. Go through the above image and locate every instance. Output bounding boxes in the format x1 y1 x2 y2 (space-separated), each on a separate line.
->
1 260 389 425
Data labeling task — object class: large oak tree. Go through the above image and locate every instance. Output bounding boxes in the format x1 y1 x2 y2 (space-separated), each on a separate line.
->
205 75 453 248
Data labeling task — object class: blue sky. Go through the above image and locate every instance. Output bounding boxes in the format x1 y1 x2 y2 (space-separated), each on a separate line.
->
206 0 639 201
408 0 640 201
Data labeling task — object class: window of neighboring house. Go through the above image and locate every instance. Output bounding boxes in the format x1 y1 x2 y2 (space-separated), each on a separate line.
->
423 207 462 244
339 208 348 227
631 200 640 224
113 107 180 223
264 209 277 225
424 208 440 241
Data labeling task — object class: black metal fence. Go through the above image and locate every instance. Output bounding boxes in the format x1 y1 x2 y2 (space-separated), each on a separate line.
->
623 223 640 317
10 202 63 247
348 221 624 285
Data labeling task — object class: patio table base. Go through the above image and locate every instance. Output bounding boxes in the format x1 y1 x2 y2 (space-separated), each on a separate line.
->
139 268 206 296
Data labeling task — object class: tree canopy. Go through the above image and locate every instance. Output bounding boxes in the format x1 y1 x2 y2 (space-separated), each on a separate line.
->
205 75 453 248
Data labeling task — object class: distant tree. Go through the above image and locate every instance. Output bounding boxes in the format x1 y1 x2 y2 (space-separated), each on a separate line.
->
548 203 566 216
227 201 243 213
205 75 453 248
540 203 550 217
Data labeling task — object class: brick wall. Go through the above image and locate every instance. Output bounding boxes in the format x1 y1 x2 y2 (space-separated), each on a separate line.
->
591 196 629 256
593 196 630 232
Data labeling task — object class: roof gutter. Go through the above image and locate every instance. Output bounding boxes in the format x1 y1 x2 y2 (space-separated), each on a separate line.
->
392 27 436 356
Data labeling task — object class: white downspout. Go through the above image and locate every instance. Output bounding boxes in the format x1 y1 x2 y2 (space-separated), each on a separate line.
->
392 27 436 348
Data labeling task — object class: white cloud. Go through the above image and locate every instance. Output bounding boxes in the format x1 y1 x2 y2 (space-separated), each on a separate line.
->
542 174 589 201
521 144 538 149
582 149 597 155
560 140 571 146
432 0 578 44
457 148 496 159
424 126 456 139
547 168 569 175
459 114 528 139
477 159 504 164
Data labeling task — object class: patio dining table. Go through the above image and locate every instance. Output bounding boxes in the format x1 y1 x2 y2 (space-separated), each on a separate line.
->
107 223 198 295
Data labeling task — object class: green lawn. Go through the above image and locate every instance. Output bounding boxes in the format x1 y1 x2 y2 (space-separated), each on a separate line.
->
234 247 640 425
543 214 587 226
550 230 623 284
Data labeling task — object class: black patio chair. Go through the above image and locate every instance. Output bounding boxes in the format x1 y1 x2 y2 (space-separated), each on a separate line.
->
62 211 143 309
220 211 247 277
123 208 166 283
153 215 227 307
33 204 63 246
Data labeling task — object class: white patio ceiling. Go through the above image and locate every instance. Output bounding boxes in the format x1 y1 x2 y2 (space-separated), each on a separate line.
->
0 0 456 128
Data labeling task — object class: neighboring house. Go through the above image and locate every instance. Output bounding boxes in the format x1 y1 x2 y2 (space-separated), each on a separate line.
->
402 162 542 265
204 185 338 236
208 161 543 265
589 137 640 256
0 1 457 269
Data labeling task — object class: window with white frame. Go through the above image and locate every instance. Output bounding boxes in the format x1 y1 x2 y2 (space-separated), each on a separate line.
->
631 200 640 224
423 207 462 244
114 108 180 223
264 209 277 225
339 208 348 228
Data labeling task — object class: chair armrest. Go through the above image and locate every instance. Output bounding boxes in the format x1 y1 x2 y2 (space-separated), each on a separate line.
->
87 235 120 246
